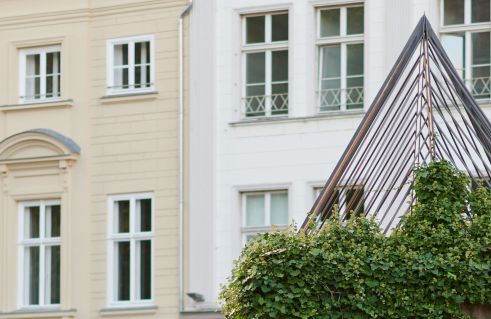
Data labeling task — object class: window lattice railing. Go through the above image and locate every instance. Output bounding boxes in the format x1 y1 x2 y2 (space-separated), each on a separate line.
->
20 92 62 100
244 93 289 117
317 86 364 113
240 78 489 119
467 77 491 99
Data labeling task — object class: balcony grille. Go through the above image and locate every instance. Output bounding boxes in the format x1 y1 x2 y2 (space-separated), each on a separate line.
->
243 93 289 117
317 87 364 113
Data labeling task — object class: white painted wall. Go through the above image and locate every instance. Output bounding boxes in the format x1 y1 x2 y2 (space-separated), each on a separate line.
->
188 0 441 312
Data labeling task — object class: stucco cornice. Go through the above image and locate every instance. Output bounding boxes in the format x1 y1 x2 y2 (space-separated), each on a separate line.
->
0 0 187 28
91 0 187 17
0 9 90 30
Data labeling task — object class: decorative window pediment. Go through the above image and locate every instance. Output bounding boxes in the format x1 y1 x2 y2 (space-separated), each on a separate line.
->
0 129 80 164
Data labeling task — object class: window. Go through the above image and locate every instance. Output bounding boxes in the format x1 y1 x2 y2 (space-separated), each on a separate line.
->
242 13 289 118
241 191 289 244
107 193 153 307
317 5 364 113
315 185 364 219
106 35 155 95
441 0 490 99
18 200 61 308
19 46 61 104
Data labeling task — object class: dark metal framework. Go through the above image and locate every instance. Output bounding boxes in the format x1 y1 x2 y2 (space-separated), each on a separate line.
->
301 16 491 233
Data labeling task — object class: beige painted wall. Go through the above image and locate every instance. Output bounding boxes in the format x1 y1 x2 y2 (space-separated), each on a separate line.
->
0 1 189 319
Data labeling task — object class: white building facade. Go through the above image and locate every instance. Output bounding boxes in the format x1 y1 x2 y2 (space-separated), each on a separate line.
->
186 0 490 317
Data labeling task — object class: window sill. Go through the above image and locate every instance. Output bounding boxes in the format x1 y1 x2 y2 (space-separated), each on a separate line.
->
100 91 158 104
100 306 158 316
229 111 366 126
0 309 76 319
0 100 73 112
476 99 491 107
440 22 490 33
242 225 288 233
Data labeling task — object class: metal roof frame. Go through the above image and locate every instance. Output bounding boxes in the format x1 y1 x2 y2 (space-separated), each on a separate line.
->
301 16 491 233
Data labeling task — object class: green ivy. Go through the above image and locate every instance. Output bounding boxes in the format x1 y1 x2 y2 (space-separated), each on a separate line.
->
218 160 491 318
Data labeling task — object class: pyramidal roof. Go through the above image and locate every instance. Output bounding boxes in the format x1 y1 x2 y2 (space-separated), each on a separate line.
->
301 15 491 233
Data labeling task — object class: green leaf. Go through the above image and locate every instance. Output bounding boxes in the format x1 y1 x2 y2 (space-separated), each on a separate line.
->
261 286 271 293
290 269 300 276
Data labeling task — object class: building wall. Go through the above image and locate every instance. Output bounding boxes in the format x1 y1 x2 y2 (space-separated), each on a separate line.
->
0 1 189 319
187 0 443 315
0 1 92 315
188 0 216 312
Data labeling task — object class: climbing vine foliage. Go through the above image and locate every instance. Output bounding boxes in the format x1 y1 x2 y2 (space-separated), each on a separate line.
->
218 160 491 318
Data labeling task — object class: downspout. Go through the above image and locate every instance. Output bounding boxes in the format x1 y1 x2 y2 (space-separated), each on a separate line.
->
179 0 193 314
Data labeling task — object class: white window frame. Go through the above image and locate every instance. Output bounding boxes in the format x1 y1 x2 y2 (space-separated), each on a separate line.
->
241 190 289 245
107 192 154 308
440 0 491 28
440 0 491 99
17 199 62 309
106 34 155 96
241 12 289 118
316 4 364 113
19 45 62 104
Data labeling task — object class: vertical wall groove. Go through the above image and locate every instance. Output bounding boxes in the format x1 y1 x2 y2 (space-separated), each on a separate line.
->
188 0 216 310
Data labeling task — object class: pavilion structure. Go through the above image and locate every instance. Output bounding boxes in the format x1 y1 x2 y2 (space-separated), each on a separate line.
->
302 16 491 233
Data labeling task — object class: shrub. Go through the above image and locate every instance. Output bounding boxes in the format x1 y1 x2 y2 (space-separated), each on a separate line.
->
218 160 491 318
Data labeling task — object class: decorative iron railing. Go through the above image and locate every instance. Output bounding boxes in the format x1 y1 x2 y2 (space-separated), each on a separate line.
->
243 93 289 117
108 83 154 90
466 77 491 99
317 87 364 113
20 93 62 101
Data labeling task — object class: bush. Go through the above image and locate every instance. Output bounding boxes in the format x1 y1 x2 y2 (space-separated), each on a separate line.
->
218 160 491 318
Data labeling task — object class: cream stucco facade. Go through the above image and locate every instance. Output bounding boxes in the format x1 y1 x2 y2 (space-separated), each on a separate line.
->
0 1 190 319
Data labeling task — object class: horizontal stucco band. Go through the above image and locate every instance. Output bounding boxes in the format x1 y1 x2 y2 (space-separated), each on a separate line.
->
0 309 76 319
180 310 224 319
1 308 76 314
